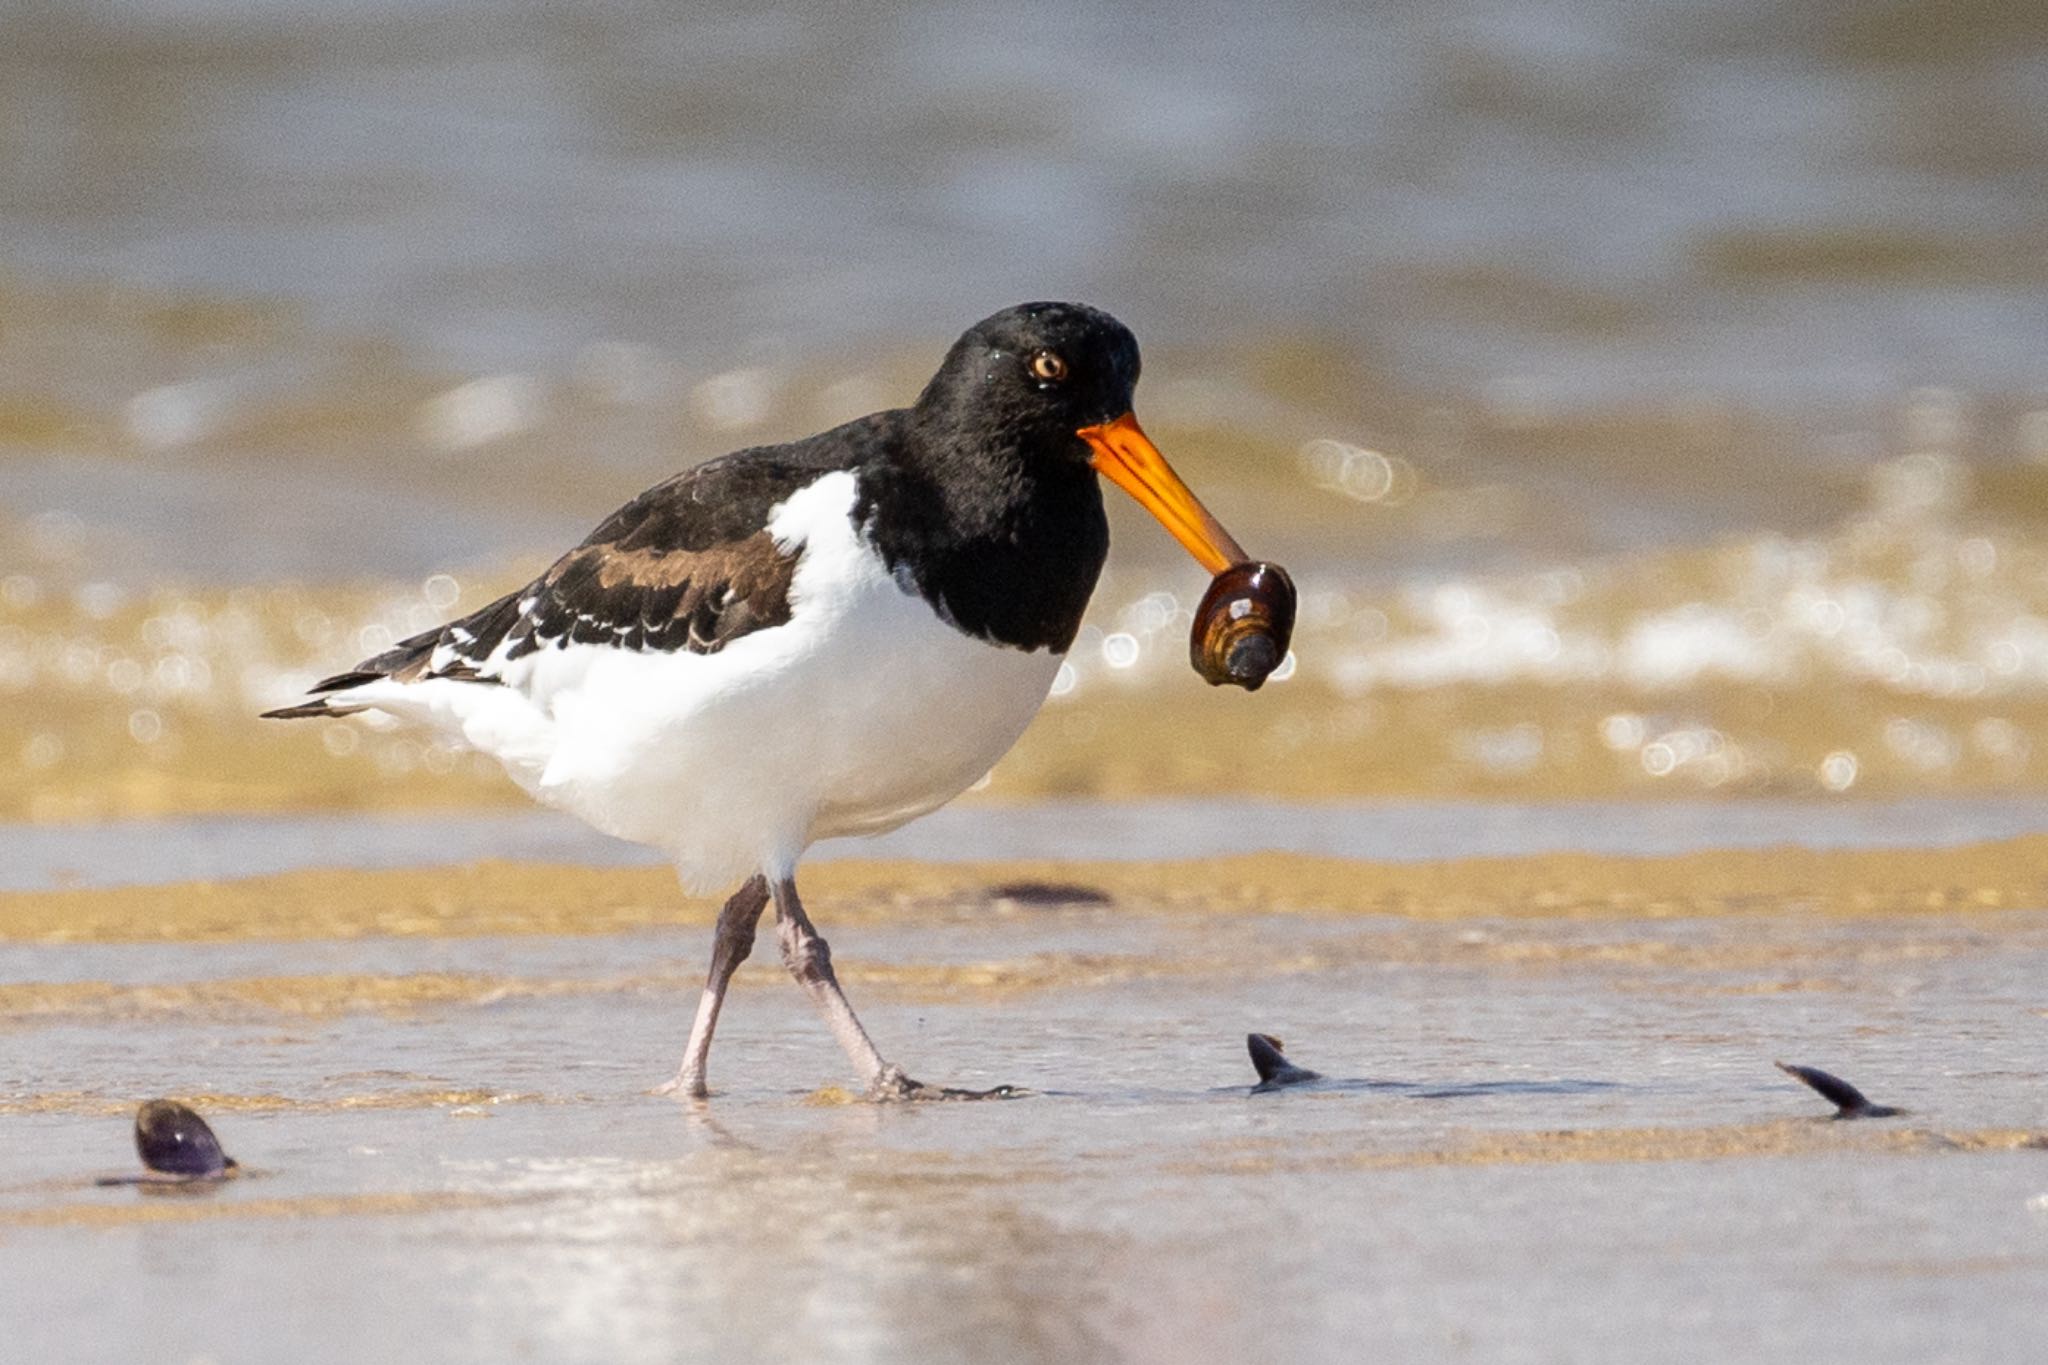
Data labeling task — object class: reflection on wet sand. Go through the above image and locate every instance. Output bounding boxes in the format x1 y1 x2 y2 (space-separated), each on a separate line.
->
1192 1122 2048 1173
0 1190 537 1229
454 1142 1125 1363
0 1088 540 1118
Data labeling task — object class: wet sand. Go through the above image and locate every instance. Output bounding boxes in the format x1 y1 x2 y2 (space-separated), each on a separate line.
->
10 796 2048 892
3 841 2045 1363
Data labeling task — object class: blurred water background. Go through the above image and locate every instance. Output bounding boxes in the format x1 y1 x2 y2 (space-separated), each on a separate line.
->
3 0 2047 818
8 14 2048 1361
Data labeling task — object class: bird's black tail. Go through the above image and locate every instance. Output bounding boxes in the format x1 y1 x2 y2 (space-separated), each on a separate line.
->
260 587 522 721
260 667 409 721
260 697 363 719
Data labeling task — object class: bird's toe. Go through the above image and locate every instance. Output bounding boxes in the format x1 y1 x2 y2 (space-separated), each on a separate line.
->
868 1072 1029 1102
650 1072 708 1100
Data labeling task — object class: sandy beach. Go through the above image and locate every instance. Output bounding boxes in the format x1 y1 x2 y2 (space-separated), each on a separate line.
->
5 829 2046 1362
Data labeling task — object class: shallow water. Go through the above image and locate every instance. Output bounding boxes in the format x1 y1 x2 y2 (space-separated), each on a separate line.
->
4 879 2045 1364
5 0 2044 412
9 796 2048 891
4 0 2048 826
8 492 2048 821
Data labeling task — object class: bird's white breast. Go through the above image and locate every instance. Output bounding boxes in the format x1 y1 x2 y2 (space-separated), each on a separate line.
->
394 470 1062 890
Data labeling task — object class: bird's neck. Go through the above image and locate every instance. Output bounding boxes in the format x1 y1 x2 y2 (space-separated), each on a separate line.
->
858 412 1109 652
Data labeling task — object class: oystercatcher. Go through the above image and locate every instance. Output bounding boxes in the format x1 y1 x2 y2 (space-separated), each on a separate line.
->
265 302 1251 1099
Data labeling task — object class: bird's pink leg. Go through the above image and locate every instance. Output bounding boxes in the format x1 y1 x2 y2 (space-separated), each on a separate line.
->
769 876 917 1098
655 875 769 1098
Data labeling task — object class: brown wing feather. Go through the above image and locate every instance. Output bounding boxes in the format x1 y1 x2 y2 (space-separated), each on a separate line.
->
261 447 842 720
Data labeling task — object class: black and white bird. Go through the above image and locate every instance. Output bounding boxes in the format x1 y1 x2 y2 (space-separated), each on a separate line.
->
265 302 1251 1099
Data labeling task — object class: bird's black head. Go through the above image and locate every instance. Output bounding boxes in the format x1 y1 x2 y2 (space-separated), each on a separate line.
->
911 301 1248 575
916 301 1142 453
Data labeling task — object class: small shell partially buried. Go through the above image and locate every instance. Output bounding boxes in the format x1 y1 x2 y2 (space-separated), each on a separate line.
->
132 1099 237 1180
1247 1033 1322 1091
1775 1061 1902 1119
1190 562 1297 691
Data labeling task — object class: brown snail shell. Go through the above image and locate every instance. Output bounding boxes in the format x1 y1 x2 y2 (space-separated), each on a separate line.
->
1190 561 1297 690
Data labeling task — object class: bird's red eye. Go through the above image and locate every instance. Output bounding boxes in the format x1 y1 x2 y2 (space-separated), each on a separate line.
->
1030 350 1068 383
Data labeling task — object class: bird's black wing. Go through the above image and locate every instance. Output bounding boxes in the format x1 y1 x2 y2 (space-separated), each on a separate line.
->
262 428 882 719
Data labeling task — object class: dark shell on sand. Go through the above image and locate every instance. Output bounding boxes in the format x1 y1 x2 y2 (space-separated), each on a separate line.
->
1248 1033 1322 1090
1776 1061 1902 1119
134 1099 237 1178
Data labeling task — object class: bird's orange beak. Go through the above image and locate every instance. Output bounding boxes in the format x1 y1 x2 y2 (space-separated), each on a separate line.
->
1077 413 1247 575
